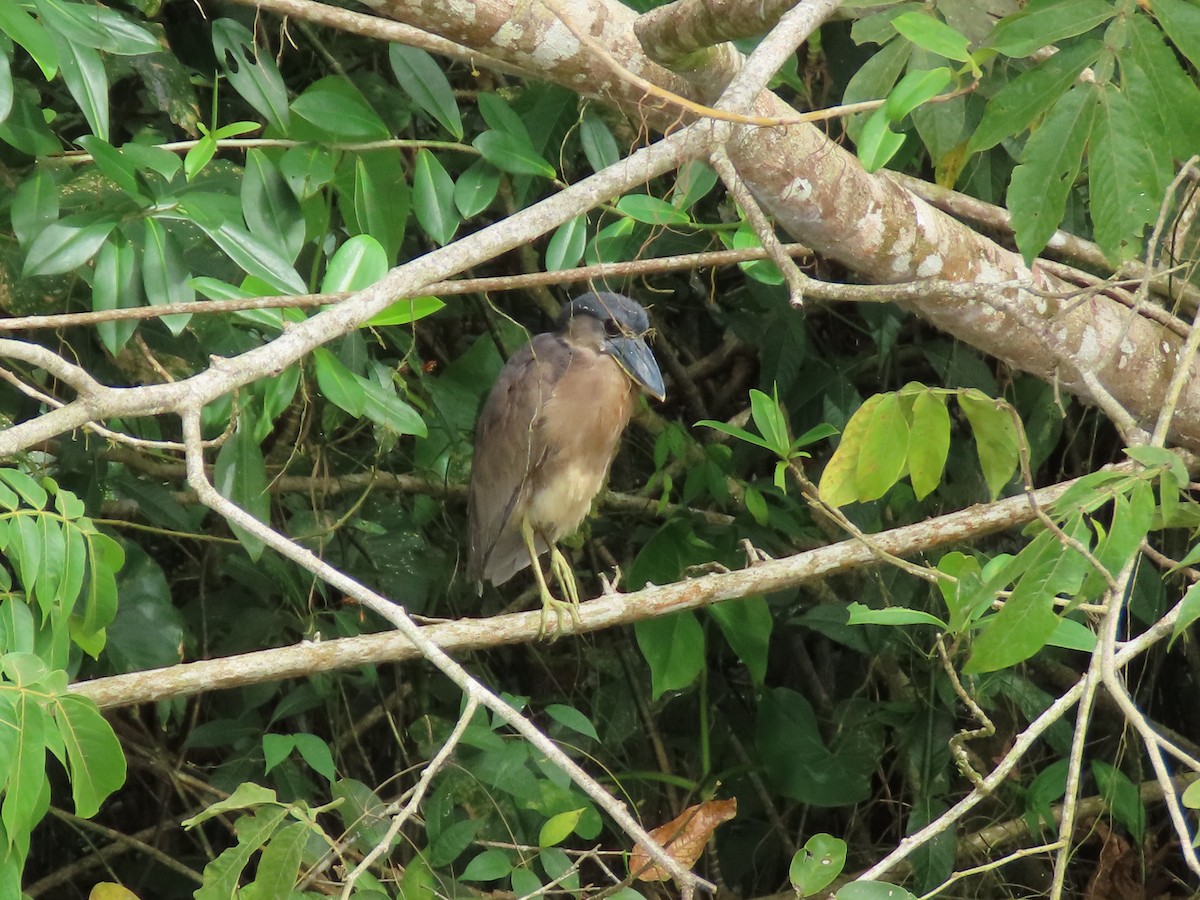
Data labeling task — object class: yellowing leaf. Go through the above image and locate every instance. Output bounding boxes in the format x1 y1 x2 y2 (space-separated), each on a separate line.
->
90 884 141 900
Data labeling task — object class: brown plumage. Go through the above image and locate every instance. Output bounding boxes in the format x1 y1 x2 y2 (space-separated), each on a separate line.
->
467 292 665 633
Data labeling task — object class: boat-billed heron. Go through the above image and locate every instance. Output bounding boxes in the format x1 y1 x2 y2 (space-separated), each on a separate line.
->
467 292 666 635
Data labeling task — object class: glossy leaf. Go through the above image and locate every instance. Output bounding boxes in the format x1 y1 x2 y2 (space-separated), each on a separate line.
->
617 193 691 226
460 848 512 881
538 808 583 847
365 297 444 327
292 78 388 140
190 218 307 295
545 215 587 272
545 704 599 741
473 130 555 178
92 236 141 355
313 349 365 417
211 19 289 133
0 3 58 78
412 149 459 245
242 149 304 262
10 169 58 247
34 0 159 55
580 109 619 171
388 44 462 138
846 603 947 630
23 216 115 277
358 376 427 437
453 158 500 218
141 218 193 334
790 833 847 897
321 234 387 293
53 34 107 140
252 820 307 900
293 733 335 780
892 13 971 62
709 596 772 685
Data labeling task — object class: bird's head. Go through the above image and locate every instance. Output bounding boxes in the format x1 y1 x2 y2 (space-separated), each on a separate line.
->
558 292 666 402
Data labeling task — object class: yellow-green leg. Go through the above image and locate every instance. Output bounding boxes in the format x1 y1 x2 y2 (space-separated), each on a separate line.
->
520 519 580 639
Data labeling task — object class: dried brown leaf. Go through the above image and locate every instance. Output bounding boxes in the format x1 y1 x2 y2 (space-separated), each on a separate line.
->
629 798 738 881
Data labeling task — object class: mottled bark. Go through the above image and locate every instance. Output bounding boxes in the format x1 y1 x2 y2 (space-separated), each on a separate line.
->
354 0 1200 446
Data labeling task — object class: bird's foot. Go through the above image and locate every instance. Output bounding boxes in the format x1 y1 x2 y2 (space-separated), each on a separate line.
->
535 547 582 640
599 564 623 595
741 538 774 566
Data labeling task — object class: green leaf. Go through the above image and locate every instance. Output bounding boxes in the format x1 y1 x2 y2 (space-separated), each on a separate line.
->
243 149 304 262
54 34 108 140
213 421 270 561
195 806 289 900
958 390 1019 499
885 67 951 120
412 148 459 246
635 611 705 699
312 348 365 417
252 820 308 900
428 817 480 867
1091 760 1145 842
836 884 917 900
844 38 910 143
141 218 193 334
790 833 847 897
292 78 388 140
1089 85 1160 264
968 40 1101 153
357 375 427 437
965 525 1091 673
262 733 294 775
34 0 159 55
1145 0 1200 70
892 13 971 62
857 107 907 173
53 694 125 818
846 602 947 630
10 516 41 599
580 109 619 172
0 471 47 509
365 296 443 328
0 3 58 78
211 19 289 133
749 388 790 456
77 137 142 199
617 193 691 225
986 0 1115 57
2 692 47 842
182 782 279 827
538 808 584 847
0 48 10 125
908 391 950 499
321 234 387 293
1126 14 1200 162
545 704 599 741
1170 581 1200 648
473 130 555 178
545 215 587 272
11 169 58 247
674 160 718 210
1046 616 1096 652
23 216 115 277
585 217 636 265
709 596 772 685
92 236 141 355
477 92 529 139
694 419 774 452
1007 82 1099 264
856 392 909 501
388 44 462 138
293 733 335 781
188 218 307 296
453 158 500 218
460 848 512 882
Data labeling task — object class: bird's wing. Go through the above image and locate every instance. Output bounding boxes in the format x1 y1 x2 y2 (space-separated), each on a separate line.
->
467 334 571 585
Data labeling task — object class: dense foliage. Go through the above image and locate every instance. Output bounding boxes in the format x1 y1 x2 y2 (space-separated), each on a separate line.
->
0 0 1198 897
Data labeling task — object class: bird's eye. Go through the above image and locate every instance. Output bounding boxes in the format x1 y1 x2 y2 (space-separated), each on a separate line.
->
603 319 623 337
